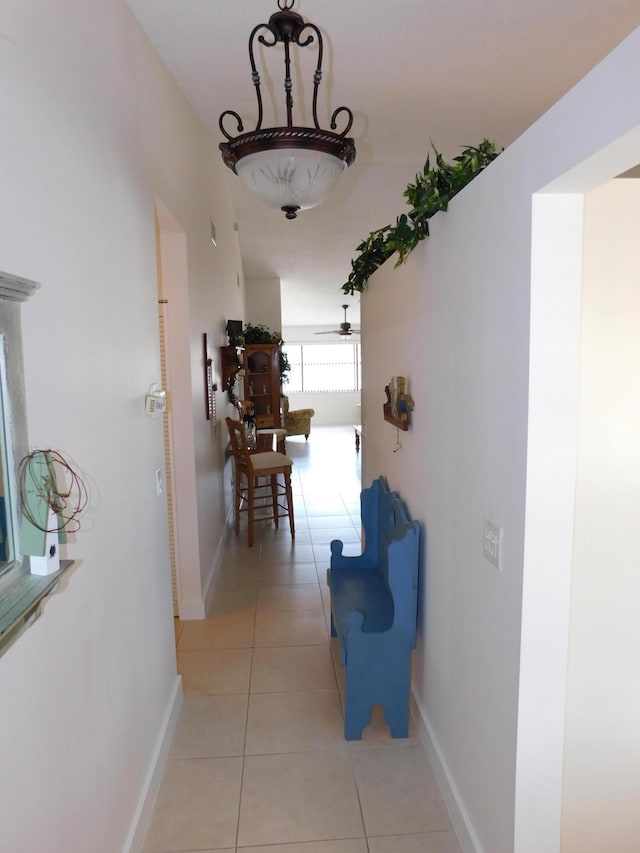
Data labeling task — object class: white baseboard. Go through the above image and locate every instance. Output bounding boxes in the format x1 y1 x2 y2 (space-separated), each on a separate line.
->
122 675 183 853
410 687 483 853
203 525 231 614
176 523 231 621
178 598 206 620
178 529 229 620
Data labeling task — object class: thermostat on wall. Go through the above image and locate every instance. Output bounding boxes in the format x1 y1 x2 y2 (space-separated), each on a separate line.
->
145 383 166 417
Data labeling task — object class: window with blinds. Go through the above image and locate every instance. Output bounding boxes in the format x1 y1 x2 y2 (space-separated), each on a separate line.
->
282 343 361 393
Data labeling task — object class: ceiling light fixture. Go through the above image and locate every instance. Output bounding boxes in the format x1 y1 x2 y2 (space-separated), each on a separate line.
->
219 0 356 220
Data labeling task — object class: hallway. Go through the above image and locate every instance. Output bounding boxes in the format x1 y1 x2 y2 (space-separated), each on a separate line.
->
143 427 461 853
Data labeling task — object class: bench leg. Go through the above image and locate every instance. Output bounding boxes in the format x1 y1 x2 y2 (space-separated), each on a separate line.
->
342 636 412 740
384 696 410 738
382 652 411 738
344 695 371 741
343 652 373 740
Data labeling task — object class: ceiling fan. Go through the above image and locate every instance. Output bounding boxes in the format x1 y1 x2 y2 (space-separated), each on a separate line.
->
315 304 361 337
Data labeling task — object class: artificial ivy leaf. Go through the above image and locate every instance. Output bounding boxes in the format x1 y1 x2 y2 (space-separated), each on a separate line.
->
342 139 501 292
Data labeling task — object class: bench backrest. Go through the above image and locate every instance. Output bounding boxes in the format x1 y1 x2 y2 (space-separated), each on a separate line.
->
362 477 420 645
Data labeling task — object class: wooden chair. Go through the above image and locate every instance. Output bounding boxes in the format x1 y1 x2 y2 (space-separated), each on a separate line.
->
226 417 295 548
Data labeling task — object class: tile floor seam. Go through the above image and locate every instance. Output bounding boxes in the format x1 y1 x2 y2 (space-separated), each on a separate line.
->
233 538 264 847
233 567 258 853
346 742 372 852
234 694 251 853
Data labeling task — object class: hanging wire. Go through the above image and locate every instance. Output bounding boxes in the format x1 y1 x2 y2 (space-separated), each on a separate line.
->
19 449 88 534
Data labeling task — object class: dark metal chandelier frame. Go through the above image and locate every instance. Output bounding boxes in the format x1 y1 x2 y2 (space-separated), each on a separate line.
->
219 0 356 219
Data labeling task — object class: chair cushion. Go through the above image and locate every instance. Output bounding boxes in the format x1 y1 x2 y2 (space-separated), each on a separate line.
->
251 451 293 472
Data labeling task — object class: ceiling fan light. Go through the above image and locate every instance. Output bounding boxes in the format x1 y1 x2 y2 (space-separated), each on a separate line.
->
235 147 347 218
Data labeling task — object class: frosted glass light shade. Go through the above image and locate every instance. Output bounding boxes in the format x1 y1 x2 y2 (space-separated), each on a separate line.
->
235 147 347 217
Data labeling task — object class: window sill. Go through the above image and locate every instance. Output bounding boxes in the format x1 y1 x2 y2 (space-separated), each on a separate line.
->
0 559 74 657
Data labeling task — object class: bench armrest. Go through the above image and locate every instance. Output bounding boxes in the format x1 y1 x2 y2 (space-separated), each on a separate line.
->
329 539 376 571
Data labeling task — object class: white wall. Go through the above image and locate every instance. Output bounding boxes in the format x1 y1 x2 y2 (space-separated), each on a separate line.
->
360 28 640 853
245 277 282 334
0 0 242 849
285 390 360 427
561 179 640 852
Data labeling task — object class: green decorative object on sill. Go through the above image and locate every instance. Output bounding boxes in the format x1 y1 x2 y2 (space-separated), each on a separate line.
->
342 139 501 295
19 450 67 558
19 448 87 576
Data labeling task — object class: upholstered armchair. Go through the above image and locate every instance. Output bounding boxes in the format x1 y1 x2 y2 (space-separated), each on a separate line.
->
282 396 315 440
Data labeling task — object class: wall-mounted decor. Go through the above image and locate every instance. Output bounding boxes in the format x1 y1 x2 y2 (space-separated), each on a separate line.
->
203 333 218 421
342 140 500 295
219 343 243 405
225 319 244 347
20 449 87 575
383 376 414 431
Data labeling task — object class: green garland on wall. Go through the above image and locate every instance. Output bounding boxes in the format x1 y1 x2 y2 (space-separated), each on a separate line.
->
342 139 501 295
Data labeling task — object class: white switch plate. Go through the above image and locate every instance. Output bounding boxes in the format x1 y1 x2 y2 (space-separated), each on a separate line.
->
483 516 502 570
155 469 163 497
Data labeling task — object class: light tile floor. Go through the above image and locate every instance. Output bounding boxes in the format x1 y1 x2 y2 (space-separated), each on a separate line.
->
143 427 462 853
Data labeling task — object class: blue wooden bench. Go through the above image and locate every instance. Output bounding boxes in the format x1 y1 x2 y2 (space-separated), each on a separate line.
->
327 476 420 740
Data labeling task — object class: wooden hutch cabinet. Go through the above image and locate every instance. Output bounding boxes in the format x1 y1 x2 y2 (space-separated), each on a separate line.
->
242 343 282 429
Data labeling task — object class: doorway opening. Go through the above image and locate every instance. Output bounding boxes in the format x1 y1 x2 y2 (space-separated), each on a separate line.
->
155 199 200 618
517 140 640 851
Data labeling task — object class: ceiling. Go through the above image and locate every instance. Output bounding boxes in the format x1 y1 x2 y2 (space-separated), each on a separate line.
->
126 0 639 327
